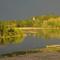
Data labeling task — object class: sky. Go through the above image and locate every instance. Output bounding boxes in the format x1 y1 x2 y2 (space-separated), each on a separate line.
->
0 0 60 54
0 0 60 20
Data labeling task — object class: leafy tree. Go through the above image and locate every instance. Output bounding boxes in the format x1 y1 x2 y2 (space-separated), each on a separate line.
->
4 28 24 44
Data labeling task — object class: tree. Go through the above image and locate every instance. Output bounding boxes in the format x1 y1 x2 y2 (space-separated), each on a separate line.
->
4 28 24 45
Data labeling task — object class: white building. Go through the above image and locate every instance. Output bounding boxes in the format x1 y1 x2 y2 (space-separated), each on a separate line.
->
32 17 35 21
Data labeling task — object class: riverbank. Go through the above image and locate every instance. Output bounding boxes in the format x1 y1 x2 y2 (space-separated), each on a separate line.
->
0 47 60 60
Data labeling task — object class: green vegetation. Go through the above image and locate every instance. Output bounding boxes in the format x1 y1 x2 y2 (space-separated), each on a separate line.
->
48 20 60 27
0 20 24 45
0 15 60 45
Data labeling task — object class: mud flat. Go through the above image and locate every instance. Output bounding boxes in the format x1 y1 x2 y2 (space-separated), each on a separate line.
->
0 51 60 60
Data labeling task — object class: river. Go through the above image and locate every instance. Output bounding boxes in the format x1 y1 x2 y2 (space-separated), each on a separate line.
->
0 36 60 55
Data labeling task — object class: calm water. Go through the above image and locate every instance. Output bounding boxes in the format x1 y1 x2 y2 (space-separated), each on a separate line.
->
0 36 60 54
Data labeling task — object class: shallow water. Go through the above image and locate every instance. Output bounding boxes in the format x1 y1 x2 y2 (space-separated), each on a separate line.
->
0 36 60 54
0 36 46 54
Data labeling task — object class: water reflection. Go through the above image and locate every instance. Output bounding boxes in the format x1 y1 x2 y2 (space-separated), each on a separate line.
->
0 36 60 54
0 36 46 54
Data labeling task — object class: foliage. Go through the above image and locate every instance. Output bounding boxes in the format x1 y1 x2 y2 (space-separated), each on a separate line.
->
0 14 60 44
0 21 24 45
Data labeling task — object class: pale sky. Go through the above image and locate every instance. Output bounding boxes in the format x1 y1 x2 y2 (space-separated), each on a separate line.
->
0 0 60 20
